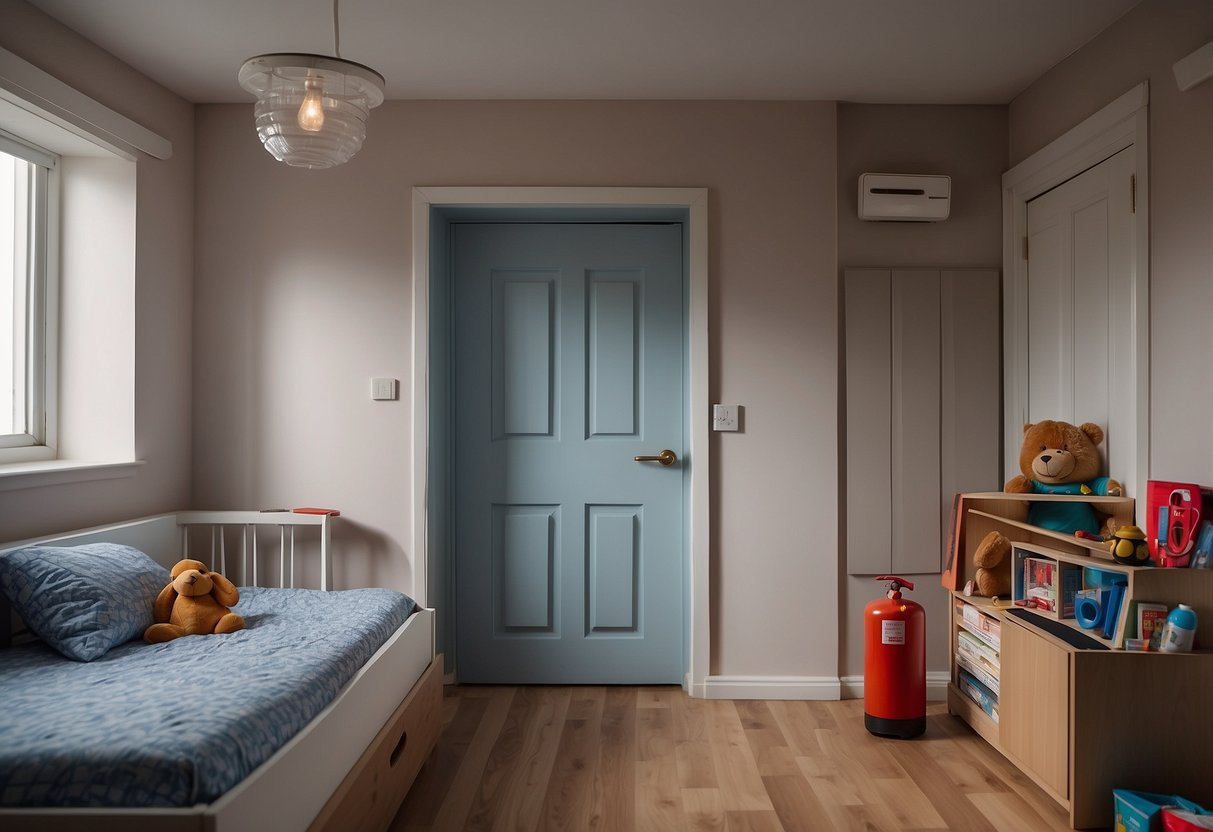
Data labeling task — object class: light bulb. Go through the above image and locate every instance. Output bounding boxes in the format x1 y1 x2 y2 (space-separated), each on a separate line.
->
298 78 325 132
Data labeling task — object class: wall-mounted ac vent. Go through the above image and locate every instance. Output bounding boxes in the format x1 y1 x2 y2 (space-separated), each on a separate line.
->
858 173 951 222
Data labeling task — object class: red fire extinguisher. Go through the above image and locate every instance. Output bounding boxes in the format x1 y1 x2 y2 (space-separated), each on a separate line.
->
864 575 925 739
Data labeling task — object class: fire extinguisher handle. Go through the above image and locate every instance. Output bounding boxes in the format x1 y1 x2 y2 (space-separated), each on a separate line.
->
875 575 915 591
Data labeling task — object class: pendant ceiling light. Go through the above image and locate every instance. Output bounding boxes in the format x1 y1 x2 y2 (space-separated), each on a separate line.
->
238 0 385 169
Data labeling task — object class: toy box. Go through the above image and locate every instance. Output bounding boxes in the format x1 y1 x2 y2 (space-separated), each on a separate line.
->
1114 790 1209 832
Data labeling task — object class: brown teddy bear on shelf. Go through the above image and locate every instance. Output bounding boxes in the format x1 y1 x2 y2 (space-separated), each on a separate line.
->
1005 420 1122 536
143 559 244 643
967 420 1121 598
972 531 1012 597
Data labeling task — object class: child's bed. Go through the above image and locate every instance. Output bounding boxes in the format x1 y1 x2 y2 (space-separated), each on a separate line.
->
0 511 441 832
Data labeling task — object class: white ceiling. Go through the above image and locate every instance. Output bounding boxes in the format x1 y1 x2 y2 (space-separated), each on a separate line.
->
28 0 1141 105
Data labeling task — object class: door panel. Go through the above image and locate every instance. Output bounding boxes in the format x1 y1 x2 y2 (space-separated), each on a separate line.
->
1026 147 1134 485
587 276 639 437
494 274 556 438
1000 617 1070 800
453 223 684 683
587 504 641 632
891 270 941 574
495 505 557 631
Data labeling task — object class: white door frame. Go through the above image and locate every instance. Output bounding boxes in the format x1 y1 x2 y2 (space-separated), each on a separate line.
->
410 186 710 694
1002 82 1150 507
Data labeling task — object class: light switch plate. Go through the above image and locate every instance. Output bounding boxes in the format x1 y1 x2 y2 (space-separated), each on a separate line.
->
371 377 399 401
712 404 739 431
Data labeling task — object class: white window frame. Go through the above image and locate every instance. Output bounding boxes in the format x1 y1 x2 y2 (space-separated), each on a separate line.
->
0 128 58 463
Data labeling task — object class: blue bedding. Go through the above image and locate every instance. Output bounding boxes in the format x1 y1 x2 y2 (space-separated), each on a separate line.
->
0 586 417 808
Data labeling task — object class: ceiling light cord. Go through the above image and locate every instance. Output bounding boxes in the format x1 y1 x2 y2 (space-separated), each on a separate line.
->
333 0 342 59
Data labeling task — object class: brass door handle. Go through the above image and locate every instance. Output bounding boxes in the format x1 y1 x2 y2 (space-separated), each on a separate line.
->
634 449 677 466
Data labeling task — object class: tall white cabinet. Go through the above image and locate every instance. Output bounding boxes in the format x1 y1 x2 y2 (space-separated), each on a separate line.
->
844 268 1001 575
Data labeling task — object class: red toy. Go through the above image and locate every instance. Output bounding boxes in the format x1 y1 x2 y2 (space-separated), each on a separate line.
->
1146 481 1211 567
864 576 925 739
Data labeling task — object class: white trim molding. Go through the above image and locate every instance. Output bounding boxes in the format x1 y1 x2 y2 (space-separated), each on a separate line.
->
840 671 950 702
702 675 843 701
0 46 171 161
411 186 711 692
1002 81 1150 509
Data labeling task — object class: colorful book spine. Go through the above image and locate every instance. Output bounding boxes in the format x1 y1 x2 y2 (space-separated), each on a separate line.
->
956 651 1000 695
959 604 1001 649
957 669 999 723
1060 566 1082 617
957 630 1000 670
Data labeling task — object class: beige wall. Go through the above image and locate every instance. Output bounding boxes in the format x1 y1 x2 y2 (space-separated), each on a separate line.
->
0 0 194 539
1010 0 1213 488
193 100 840 678
836 104 1008 676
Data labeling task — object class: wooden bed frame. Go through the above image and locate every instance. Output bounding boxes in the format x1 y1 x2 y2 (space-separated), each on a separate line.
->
0 512 441 832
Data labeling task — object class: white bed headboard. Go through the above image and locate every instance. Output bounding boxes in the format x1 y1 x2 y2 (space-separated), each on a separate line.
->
1 510 337 647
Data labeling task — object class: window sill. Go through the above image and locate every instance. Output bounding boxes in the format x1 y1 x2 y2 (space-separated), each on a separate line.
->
0 459 143 491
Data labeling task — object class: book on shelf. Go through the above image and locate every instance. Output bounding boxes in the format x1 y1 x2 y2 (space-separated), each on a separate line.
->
957 669 999 723
957 601 1001 649
955 650 1000 695
1060 565 1082 617
957 630 1000 671
1134 601 1169 649
1023 556 1058 612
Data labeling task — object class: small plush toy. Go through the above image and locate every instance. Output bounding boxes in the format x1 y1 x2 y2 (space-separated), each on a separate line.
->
972 530 1012 597
144 559 244 643
1108 525 1150 566
1005 420 1122 535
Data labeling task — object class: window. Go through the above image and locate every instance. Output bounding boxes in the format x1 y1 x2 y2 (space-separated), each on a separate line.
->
0 131 55 460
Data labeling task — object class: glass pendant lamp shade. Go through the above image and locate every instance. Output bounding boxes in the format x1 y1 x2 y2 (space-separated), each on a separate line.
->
238 54 385 169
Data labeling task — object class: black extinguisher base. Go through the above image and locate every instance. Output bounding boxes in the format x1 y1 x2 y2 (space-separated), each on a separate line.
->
864 712 926 739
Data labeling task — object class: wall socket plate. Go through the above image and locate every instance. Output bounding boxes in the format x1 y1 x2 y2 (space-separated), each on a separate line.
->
712 403 739 431
371 377 399 401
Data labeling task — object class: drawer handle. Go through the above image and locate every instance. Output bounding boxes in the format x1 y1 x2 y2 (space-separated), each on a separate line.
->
389 730 408 767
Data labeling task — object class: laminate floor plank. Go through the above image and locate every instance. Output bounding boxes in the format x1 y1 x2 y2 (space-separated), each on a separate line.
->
538 688 604 831
637 704 687 831
486 687 571 832
704 700 776 813
391 689 1074 832
890 738 1001 832
392 691 492 831
736 700 797 777
762 773 836 831
681 787 727 832
431 687 517 832
590 686 638 832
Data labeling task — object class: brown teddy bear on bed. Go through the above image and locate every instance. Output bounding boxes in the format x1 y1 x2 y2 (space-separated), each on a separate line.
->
143 559 245 643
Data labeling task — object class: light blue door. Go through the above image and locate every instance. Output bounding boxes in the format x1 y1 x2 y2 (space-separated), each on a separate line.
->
452 222 684 683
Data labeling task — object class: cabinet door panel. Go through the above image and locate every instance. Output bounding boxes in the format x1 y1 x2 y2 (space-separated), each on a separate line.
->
845 269 892 574
1000 616 1070 800
892 270 941 574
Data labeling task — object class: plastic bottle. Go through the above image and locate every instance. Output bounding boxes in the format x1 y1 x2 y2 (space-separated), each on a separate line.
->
1159 604 1198 653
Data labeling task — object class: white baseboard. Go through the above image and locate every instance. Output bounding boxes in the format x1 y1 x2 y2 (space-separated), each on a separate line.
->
700 675 842 700
840 671 950 701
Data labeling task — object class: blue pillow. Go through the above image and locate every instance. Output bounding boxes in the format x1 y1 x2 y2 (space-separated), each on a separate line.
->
0 543 169 661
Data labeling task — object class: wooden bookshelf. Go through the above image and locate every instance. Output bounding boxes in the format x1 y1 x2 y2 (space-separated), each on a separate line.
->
943 492 1213 829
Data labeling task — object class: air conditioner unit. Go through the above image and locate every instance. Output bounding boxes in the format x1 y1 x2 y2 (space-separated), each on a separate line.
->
858 173 951 222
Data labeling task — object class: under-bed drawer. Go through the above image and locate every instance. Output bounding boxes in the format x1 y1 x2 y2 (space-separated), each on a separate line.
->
309 655 443 832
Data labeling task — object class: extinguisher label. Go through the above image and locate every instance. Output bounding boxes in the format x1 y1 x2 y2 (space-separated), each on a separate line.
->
881 620 906 645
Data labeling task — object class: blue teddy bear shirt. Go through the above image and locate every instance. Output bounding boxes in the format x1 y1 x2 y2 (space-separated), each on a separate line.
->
1025 477 1114 534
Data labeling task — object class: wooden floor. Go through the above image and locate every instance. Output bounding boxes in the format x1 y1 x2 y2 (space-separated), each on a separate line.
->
391 686 1073 832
